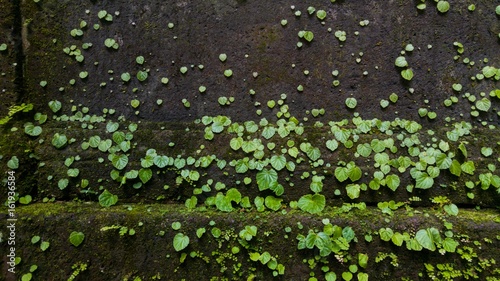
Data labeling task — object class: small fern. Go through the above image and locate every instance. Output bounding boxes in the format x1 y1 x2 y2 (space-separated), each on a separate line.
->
0 103 33 125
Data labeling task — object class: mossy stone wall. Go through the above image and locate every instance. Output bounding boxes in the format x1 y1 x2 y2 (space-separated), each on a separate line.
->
1 0 500 280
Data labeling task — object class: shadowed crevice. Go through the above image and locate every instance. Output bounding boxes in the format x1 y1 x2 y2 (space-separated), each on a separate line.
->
11 0 25 101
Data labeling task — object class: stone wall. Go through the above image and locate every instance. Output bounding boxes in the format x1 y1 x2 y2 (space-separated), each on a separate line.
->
1 0 500 280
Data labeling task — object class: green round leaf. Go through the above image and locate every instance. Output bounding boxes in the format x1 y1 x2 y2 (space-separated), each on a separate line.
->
264 196 282 211
173 233 190 252
111 154 128 170
136 56 145 65
475 98 491 112
345 97 357 109
139 168 153 183
40 241 50 251
22 122 41 137
130 99 140 108
224 69 233 77
256 169 278 191
69 231 85 247
136 70 148 82
437 1 450 13
401 69 414 80
19 195 32 205
415 229 435 251
52 133 68 149
172 222 182 230
48 100 62 113
316 10 327 20
7 156 19 169
395 56 408 67
379 227 394 241
298 194 326 214
99 189 118 207
121 72 131 82
303 31 314 42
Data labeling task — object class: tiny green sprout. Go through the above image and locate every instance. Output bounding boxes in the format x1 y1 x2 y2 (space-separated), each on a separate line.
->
280 19 287 26
40 81 47 87
199 86 206 93
136 70 148 82
307 6 316 14
418 108 428 117
380 99 389 108
172 222 181 230
468 4 475 11
405 44 414 52
82 42 92 50
136 56 145 65
70 29 83 37
496 5 500 15
417 3 426 10
182 99 191 108
437 1 450 13
389 93 398 103
180 66 188 74
104 38 118 49
131 99 140 108
302 31 314 42
481 147 493 157
0 43 7 51
79 71 88 79
297 85 303 92
224 69 233 77
219 53 227 62
427 111 437 119
316 10 327 20
218 97 228 105
156 99 163 105
334 30 347 41
395 56 408 67
401 69 414 80
121 73 131 82
294 10 301 17
452 84 462 91
345 97 357 109
98 10 107 19
168 22 174 29
161 77 169 84
69 231 85 247
359 19 369 26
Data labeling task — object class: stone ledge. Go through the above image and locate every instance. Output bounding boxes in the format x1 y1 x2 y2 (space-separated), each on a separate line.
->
0 203 499 280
